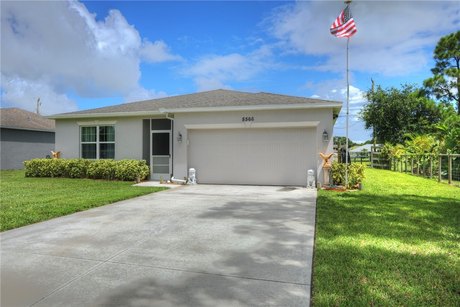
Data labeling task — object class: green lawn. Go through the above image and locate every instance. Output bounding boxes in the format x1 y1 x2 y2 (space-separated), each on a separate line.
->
0 170 165 231
313 168 459 306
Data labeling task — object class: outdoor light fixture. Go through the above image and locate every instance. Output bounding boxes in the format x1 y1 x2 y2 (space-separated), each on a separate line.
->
322 130 329 142
177 132 183 143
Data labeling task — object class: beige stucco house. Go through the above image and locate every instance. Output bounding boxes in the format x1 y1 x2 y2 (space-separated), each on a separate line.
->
50 89 341 186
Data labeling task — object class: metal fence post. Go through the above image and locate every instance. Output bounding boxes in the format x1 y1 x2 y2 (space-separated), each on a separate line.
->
438 155 442 182
448 154 452 184
429 155 433 179
417 156 420 175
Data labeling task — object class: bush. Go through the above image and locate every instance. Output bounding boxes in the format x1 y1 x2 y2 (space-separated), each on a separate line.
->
24 159 52 177
331 162 365 189
24 159 150 182
63 159 91 178
115 159 149 181
87 159 116 180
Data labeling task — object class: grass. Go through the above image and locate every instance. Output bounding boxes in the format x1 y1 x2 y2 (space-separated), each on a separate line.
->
0 170 165 231
313 168 460 306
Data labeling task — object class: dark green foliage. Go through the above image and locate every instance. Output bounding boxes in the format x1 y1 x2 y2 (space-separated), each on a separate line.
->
361 84 443 144
24 158 149 181
333 136 357 148
331 162 365 188
435 105 460 153
423 31 460 114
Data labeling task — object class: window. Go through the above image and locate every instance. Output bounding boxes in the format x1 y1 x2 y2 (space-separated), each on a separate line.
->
80 126 115 159
151 119 171 130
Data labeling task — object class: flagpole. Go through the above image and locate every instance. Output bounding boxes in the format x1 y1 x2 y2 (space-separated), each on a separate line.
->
330 0 355 189
345 37 349 188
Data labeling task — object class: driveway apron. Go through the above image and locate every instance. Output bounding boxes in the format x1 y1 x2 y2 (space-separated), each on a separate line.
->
1 185 317 307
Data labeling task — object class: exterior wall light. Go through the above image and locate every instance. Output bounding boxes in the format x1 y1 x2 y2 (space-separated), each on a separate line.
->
322 130 329 142
177 132 183 143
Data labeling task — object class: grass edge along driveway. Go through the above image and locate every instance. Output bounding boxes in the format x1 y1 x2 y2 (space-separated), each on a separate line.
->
0 170 165 231
313 168 459 306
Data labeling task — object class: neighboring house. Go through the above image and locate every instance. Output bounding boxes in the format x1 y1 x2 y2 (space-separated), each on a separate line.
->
350 144 382 153
0 108 55 169
50 89 342 186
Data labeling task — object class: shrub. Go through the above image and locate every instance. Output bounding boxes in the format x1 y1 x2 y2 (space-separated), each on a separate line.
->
115 159 149 181
87 159 116 180
63 159 91 178
24 159 51 177
24 159 150 182
331 162 365 189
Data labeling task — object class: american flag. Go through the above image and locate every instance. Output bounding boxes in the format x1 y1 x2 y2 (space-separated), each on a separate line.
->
330 5 357 38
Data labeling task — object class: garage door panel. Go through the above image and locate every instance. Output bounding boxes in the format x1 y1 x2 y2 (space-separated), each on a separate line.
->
188 128 315 186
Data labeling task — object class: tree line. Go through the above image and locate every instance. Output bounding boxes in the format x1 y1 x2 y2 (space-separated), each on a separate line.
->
361 31 460 155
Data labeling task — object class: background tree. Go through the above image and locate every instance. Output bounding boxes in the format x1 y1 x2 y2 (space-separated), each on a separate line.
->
333 136 357 148
423 31 460 114
434 104 460 153
361 84 442 144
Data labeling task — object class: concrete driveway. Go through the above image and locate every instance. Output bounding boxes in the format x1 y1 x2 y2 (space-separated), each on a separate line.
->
1 185 316 307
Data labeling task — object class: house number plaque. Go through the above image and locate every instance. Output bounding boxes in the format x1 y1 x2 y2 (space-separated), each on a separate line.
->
242 116 255 122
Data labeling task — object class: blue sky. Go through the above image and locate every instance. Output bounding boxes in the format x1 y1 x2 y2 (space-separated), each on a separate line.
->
2 1 459 142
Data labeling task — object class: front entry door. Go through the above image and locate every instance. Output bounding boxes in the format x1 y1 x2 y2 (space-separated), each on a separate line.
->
151 131 171 180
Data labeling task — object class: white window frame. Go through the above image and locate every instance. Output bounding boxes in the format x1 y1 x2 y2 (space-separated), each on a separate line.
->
80 125 115 159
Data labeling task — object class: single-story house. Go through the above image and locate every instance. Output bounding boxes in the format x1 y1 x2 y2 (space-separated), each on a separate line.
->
0 108 55 169
350 144 382 153
50 89 342 186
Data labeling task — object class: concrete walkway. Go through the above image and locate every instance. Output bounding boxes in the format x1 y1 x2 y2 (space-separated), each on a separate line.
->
1 185 317 307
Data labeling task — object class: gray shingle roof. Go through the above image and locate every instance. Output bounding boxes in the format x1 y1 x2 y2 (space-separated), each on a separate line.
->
0 108 55 131
51 89 341 118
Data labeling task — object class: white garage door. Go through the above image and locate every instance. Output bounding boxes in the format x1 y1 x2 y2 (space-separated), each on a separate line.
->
188 128 316 186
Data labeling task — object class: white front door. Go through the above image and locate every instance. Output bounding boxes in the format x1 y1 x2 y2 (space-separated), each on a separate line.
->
151 131 171 180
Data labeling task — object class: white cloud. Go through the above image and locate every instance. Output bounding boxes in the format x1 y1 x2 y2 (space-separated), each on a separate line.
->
267 1 459 76
184 46 274 91
1 0 178 113
1 75 78 115
140 40 182 63
307 79 371 141
124 86 168 102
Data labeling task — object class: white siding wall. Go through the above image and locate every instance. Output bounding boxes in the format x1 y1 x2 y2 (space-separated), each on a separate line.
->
55 117 144 160
55 120 79 159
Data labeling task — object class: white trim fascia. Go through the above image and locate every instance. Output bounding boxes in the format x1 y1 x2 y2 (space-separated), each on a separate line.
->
48 111 163 119
49 102 342 119
0 126 55 133
77 120 117 126
160 103 342 114
184 121 320 130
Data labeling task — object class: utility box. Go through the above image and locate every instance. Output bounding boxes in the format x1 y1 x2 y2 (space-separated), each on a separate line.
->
307 169 315 189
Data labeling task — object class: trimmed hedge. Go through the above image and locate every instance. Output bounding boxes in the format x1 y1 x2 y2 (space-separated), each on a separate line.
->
24 159 149 182
331 162 365 189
